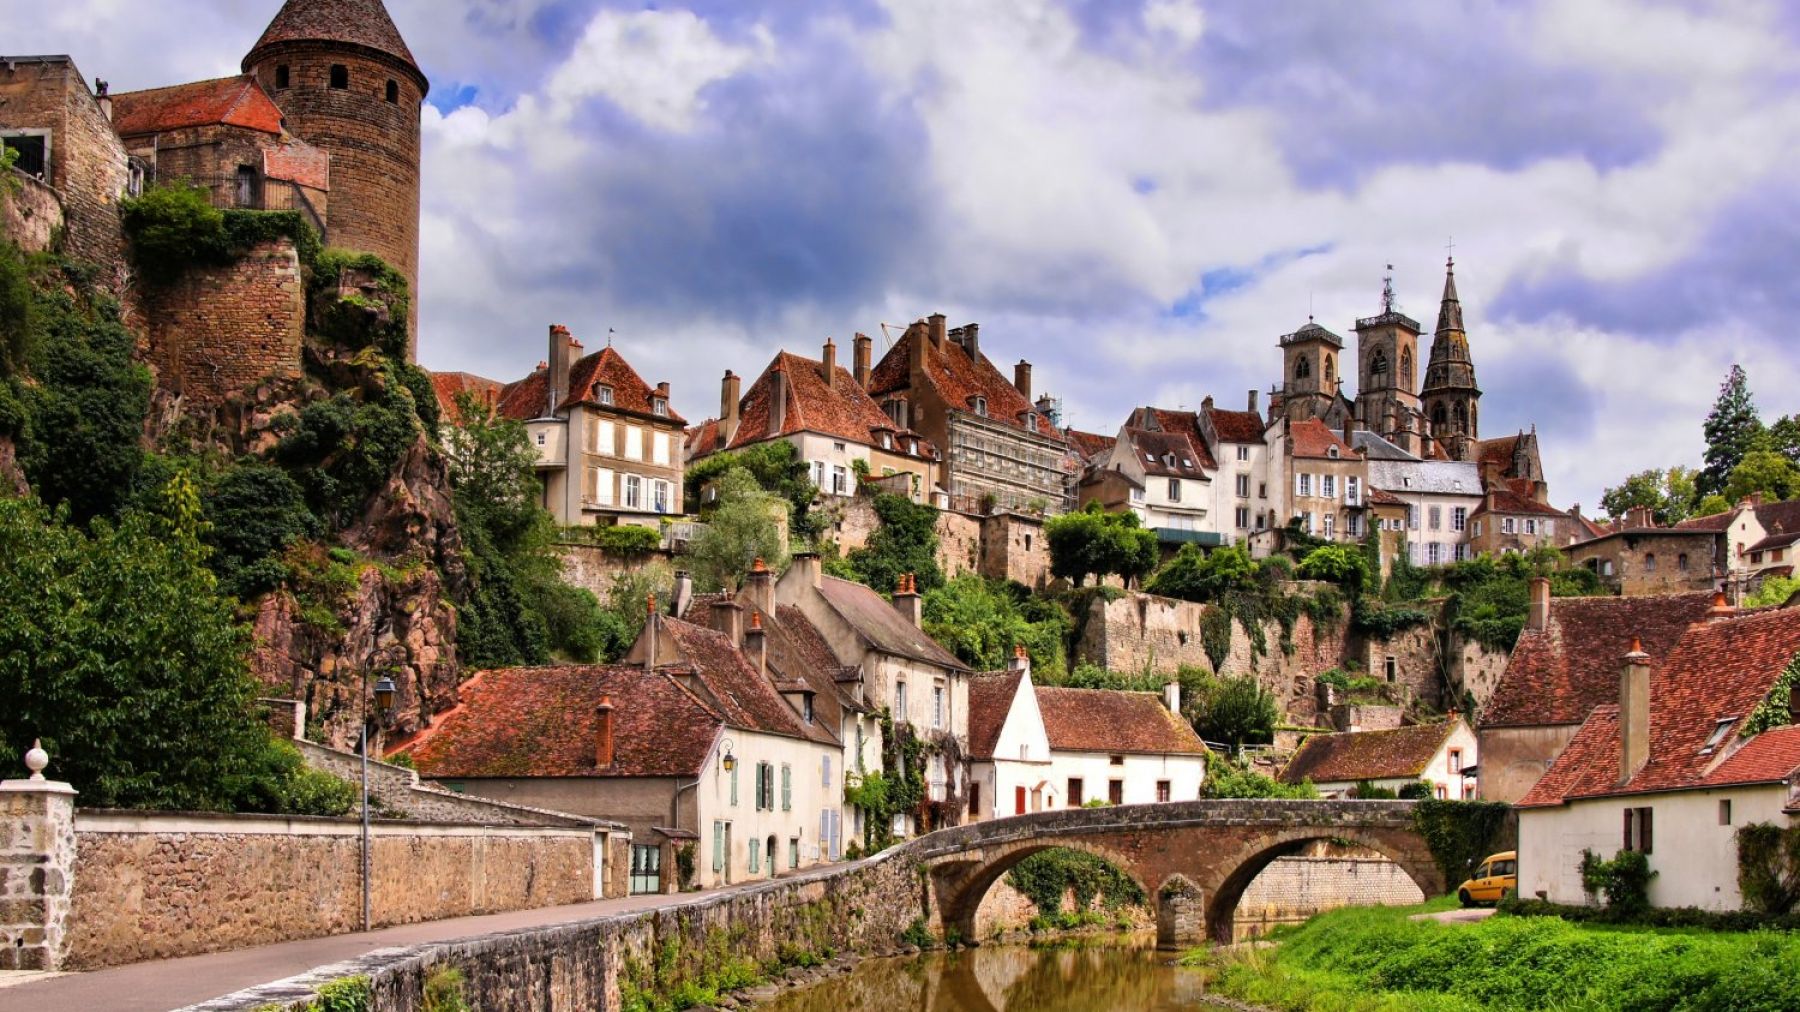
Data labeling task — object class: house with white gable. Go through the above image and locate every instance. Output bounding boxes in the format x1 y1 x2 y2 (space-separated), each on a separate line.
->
1280 719 1478 799
966 649 1209 820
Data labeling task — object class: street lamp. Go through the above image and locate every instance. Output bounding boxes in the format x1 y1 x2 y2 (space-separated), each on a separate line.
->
720 738 737 773
361 670 399 932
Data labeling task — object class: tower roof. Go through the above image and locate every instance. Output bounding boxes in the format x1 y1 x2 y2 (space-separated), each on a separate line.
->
244 0 425 89
1435 257 1464 334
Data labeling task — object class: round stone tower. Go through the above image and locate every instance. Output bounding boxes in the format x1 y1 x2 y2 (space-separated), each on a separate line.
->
243 0 428 357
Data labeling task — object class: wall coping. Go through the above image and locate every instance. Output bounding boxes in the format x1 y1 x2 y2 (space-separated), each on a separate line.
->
74 809 601 839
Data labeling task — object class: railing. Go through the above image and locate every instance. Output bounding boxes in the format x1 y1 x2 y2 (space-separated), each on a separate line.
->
164 175 327 241
1153 528 1226 547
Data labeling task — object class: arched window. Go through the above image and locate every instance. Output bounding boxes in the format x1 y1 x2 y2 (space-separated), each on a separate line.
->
1470 403 1478 435
1432 404 1447 428
1294 356 1311 380
1454 402 1467 429
1324 356 1335 384
330 64 348 89
1401 347 1414 387
386 79 399 103
1369 350 1388 381
274 65 290 89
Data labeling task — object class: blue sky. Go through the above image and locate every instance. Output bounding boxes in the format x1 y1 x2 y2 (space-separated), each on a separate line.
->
8 0 1800 510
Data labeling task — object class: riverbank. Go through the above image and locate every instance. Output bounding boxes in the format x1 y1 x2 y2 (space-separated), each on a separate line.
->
1183 900 1800 1011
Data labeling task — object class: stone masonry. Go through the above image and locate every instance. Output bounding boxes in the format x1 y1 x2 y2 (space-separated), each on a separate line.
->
0 776 77 970
140 238 307 408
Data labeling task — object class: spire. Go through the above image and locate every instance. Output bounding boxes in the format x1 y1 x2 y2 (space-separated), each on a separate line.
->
244 0 426 91
1435 256 1463 334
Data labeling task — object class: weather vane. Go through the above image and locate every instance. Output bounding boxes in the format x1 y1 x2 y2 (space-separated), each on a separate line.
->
1381 264 1396 314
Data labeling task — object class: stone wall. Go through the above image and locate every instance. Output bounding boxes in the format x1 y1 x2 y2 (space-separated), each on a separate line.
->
62 811 599 970
0 781 77 970
1 171 62 252
1360 622 1444 711
140 238 306 408
558 543 675 601
935 509 982 579
1235 853 1424 939
296 741 611 832
981 512 1050 590
1449 634 1510 715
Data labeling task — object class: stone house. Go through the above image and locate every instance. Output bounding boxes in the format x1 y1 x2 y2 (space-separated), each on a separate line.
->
1563 509 1722 596
494 326 686 528
773 553 973 842
402 609 842 894
1280 719 1478 799
966 650 1208 819
1672 497 1800 598
685 338 939 504
1516 602 1800 911
867 315 1072 514
1357 432 1483 565
1285 418 1371 543
1469 484 1566 556
1478 582 1719 803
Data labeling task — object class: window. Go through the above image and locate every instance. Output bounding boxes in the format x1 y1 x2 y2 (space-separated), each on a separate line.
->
624 475 642 509
1720 799 1733 826
1752 551 1765 564
1258 482 1268 499
1295 355 1311 380
1298 473 1313 497
624 425 643 460
1701 718 1737 753
968 781 981 817
536 432 546 446
275 65 290 89
802 696 814 724
712 821 726 872
1346 512 1361 537
1624 806 1654 853
748 837 760 874
1237 445 1250 461
1108 780 1124 805
652 431 670 465
1454 543 1469 562
1345 476 1360 506
1168 478 1181 502
629 843 662 894
1156 780 1172 803
1645 553 1657 573
1322 474 1336 498
1452 507 1468 532
596 385 615 406
653 480 670 514
2 133 47 180
1448 748 1463 773
590 467 613 505
1408 506 1419 531
1427 542 1441 565
1384 656 1397 682
832 465 849 496
1678 553 1690 573
329 64 348 89
1067 778 1084 806
1323 514 1335 539
1435 784 1448 800
1429 506 1442 530
781 764 792 811
729 762 739 806
596 418 615 454
234 165 258 207
789 838 800 869
1502 517 1517 534
974 397 987 416
932 685 945 729
1110 754 1125 766
1526 519 1538 535
652 396 668 417
1236 474 1251 497
895 681 907 721
1236 506 1251 529
1015 786 1027 815
755 762 772 810
822 754 832 788
1327 446 1339 459
810 460 826 489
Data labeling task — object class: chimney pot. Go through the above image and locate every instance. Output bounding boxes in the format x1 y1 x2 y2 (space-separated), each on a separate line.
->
595 695 616 768
853 334 873 389
892 573 922 628
744 610 768 676
928 313 947 348
963 322 980 362
1708 591 1734 621
1013 360 1033 401
746 557 775 615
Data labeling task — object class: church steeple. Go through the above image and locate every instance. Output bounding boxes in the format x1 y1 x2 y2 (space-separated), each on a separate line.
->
1435 257 1463 335
1421 257 1481 459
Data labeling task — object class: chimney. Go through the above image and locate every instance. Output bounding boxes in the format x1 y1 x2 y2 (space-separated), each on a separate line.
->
595 696 615 768
1738 493 1765 509
1202 395 1214 412
853 333 873 389
710 599 744 646
768 366 787 437
1619 638 1651 786
95 79 112 121
963 322 980 363
791 551 822 589
672 570 694 620
821 339 837 388
1008 643 1031 677
1707 590 1734 622
1163 679 1181 714
720 370 741 445
1248 389 1259 414
548 325 572 416
1528 577 1551 633
744 610 768 677
1014 360 1033 401
745 557 775 616
892 573 922 628
928 313 947 349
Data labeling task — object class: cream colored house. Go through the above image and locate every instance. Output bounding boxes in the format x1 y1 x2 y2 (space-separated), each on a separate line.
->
1280 719 1477 799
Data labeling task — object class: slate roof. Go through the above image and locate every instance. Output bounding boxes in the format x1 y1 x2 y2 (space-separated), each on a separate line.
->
1123 428 1208 479
110 76 285 136
1366 459 1483 496
1519 606 1800 806
1206 407 1267 444
245 0 425 87
428 370 503 426
496 345 683 424
1035 686 1209 756
867 326 1052 437
1280 722 1461 784
1289 418 1361 460
402 665 722 779
968 670 1025 760
1484 592 1717 728
711 350 932 458
816 575 968 671
1351 430 1420 462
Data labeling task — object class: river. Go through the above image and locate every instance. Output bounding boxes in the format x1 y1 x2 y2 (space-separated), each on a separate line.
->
755 941 1230 1012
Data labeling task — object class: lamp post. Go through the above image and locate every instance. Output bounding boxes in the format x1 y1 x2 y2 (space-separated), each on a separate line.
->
361 671 398 932
720 738 737 774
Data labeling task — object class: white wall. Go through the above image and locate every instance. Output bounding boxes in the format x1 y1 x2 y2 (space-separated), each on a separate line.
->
695 728 840 888
1518 785 1793 910
1047 751 1206 806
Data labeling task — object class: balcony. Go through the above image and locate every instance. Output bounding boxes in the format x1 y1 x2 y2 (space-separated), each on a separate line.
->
1153 528 1226 547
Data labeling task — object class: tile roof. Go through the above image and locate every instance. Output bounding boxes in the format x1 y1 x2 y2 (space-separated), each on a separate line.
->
766 604 866 714
1035 686 1209 756
110 76 285 136
816 575 968 671
428 370 504 426
1280 722 1460 784
721 350 932 457
685 418 723 459
1206 407 1267 444
1065 428 1116 461
402 665 721 779
1704 726 1800 789
968 670 1025 760
1749 531 1800 552
659 617 839 747
1475 434 1523 472
1365 487 1407 506
1474 487 1566 517
867 325 1053 437
1484 592 1717 728
1673 508 1737 532
496 345 683 424
245 0 425 85
1123 428 1208 479
1288 418 1361 460
1520 606 1800 805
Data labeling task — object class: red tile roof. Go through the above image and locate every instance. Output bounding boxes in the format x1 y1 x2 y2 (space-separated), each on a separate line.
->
659 617 839 748
1366 487 1407 506
1674 508 1737 532
1123 428 1208 479
111 76 285 136
1036 686 1209 756
1705 726 1800 789
1474 487 1567 518
1520 605 1800 805
496 345 684 424
1280 722 1461 784
1484 592 1717 728
1142 408 1219 470
717 350 932 458
685 418 723 459
968 670 1025 760
816 575 968 671
1288 418 1361 460
1065 428 1115 462
1207 407 1267 444
1475 434 1523 472
766 604 865 713
246 0 424 85
867 325 1052 437
262 141 330 190
428 370 504 426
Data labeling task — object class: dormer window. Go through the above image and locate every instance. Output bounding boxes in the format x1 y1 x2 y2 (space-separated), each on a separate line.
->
1701 717 1738 754
881 433 893 450
596 385 614 406
652 397 668 416
973 396 987 417
1327 446 1339 459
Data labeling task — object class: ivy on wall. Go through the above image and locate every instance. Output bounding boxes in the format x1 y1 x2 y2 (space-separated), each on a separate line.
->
1412 798 1511 888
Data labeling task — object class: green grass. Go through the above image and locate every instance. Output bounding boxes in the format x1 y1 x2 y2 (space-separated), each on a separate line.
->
1192 902 1800 1011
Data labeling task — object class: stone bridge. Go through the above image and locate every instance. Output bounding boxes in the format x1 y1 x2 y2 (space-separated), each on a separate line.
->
914 799 1444 946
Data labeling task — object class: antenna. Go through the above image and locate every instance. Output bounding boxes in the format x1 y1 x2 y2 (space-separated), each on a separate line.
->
1381 264 1396 314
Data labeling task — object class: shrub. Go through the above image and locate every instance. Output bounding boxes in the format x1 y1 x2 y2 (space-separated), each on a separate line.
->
588 524 662 555
1739 822 1800 915
845 492 943 593
1203 752 1319 799
201 460 322 599
1580 848 1657 916
1006 847 1146 918
422 966 471 1012
1412 799 1511 888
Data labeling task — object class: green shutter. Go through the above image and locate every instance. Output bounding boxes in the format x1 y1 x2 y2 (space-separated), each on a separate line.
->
749 837 760 873
781 764 792 811
712 821 724 872
730 762 739 806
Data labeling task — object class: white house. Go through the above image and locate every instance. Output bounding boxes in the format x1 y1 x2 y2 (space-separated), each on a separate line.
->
1280 719 1477 799
1517 603 1800 911
1356 432 1484 565
1200 394 1283 544
966 650 1209 820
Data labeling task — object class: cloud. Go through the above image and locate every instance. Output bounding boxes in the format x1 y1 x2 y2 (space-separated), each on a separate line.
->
544 9 772 131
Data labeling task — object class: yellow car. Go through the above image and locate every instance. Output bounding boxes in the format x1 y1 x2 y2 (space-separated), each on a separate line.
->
1457 850 1517 907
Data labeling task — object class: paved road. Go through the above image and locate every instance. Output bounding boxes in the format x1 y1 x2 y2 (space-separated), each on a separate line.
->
0 884 754 1012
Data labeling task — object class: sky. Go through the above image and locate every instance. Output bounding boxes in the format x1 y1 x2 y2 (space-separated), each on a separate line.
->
8 0 1800 510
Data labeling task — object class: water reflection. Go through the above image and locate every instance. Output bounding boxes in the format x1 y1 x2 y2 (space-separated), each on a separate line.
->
756 943 1214 1012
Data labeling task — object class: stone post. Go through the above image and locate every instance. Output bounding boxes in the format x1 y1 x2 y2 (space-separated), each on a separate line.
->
1155 874 1206 950
0 742 78 970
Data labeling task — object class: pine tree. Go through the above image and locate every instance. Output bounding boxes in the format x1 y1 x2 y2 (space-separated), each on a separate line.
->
1699 365 1763 498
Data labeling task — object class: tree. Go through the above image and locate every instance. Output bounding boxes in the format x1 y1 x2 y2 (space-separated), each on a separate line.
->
845 493 943 593
1745 575 1800 609
1201 752 1318 799
1770 415 1800 467
200 460 321 600
445 392 545 553
1699 364 1763 498
1600 466 1699 525
0 479 348 812
685 440 820 541
1296 544 1370 596
1725 448 1800 505
687 466 788 591
1045 503 1158 588
1146 544 1258 601
922 573 1070 675
1191 674 1279 749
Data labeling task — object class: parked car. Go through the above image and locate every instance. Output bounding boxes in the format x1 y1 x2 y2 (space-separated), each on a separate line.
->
1458 850 1517 907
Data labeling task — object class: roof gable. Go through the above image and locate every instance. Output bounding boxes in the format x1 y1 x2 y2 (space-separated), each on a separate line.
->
816 576 968 671
1280 722 1459 784
968 670 1026 760
658 617 837 746
867 326 1050 436
1124 427 1208 479
1206 407 1267 445
1289 418 1360 460
111 76 285 136
1034 686 1208 756
727 350 926 454
495 344 683 424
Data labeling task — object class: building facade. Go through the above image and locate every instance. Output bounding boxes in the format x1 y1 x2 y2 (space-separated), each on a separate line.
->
1281 719 1477 799
1284 418 1369 542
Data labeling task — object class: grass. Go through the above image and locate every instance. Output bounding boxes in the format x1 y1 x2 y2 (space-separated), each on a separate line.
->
1189 901 1800 1011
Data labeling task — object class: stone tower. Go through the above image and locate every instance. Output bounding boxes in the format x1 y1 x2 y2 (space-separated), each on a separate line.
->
1420 258 1482 461
1353 269 1423 453
243 0 428 358
1278 319 1346 424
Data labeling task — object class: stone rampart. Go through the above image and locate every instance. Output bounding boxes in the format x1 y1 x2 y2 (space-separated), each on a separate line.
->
1 171 62 252
557 542 675 600
140 238 306 407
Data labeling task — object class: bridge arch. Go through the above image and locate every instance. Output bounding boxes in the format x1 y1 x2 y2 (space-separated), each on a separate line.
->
930 838 1149 942
1202 826 1443 944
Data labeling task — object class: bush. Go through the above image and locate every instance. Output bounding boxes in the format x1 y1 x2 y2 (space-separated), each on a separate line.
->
1147 543 1257 602
1203 752 1318 799
120 182 227 282
1045 503 1158 588
201 460 322 599
1412 799 1512 888
1006 847 1146 918
586 524 662 555
1738 822 1800 915
0 238 33 376
1581 848 1657 916
845 492 943 593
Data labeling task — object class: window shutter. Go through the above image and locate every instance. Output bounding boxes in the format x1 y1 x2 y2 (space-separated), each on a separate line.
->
1641 808 1653 854
1623 808 1634 851
730 763 739 806
712 822 724 871
749 838 759 873
822 754 832 788
782 764 792 811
